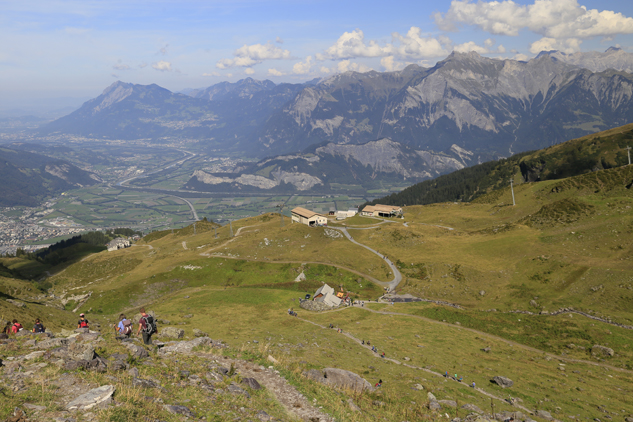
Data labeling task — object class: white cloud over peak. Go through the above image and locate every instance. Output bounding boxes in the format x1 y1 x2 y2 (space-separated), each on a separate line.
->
435 0 633 42
268 68 284 76
529 37 582 54
293 56 313 74
244 68 255 75
454 38 505 54
152 60 172 71
337 60 372 73
216 43 291 69
380 56 404 72
319 27 449 62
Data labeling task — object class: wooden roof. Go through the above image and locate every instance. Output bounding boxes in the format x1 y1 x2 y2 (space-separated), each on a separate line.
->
363 204 402 213
291 207 321 219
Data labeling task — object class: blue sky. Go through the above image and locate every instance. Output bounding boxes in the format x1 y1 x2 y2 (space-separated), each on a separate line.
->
2 0 633 109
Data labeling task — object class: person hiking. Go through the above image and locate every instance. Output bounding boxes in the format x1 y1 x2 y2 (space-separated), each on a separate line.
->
77 313 89 329
32 318 45 333
381 352 385 358
136 307 157 345
471 381 476 388
2 321 12 335
117 314 133 338
11 319 23 334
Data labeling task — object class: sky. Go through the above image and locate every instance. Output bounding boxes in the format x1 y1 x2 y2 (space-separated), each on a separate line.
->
2 0 633 112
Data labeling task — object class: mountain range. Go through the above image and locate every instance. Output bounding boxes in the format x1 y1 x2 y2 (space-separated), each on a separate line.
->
0 147 99 206
39 48 633 167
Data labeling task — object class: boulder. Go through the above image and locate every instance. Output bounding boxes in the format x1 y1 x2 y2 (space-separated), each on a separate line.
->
347 398 361 412
535 409 553 420
163 405 195 418
461 403 483 414
491 376 513 388
123 343 149 359
303 368 373 393
74 327 89 334
412 383 424 391
64 360 89 371
193 328 208 337
427 392 437 401
438 400 457 408
67 342 95 361
110 360 126 371
159 337 211 354
159 327 184 339
592 345 614 357
428 400 441 411
37 338 70 349
241 377 261 390
66 385 115 410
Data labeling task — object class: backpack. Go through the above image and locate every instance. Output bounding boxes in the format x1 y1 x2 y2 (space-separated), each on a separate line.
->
122 319 132 335
79 319 89 328
34 323 45 333
142 315 157 334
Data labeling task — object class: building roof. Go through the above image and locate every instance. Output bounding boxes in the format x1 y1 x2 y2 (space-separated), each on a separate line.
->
315 283 335 297
323 292 342 307
363 204 402 213
292 207 321 219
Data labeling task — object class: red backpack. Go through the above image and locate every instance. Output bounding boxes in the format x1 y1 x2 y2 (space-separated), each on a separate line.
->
78 319 89 328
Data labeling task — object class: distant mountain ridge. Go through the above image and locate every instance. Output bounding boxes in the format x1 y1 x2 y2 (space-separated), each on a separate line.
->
0 147 99 206
40 49 633 161
184 138 472 194
365 123 633 208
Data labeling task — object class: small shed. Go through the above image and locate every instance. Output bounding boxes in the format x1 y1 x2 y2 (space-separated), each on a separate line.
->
360 204 403 218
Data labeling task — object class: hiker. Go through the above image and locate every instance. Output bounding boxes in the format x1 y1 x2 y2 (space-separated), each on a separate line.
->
2 321 12 335
117 314 133 338
381 352 385 358
445 371 448 378
375 379 382 388
77 313 89 329
11 319 23 334
366 340 370 346
471 381 476 388
32 318 45 333
361 340 365 345
136 307 157 345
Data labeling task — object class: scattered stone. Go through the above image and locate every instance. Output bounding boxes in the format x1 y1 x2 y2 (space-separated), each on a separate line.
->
241 377 261 390
412 383 424 391
182 314 193 318
128 367 139 378
373 400 385 407
347 398 361 412
6 299 26 308
428 400 441 411
227 383 250 398
267 355 279 364
482 347 491 353
132 378 160 389
438 400 457 408
6 408 28 422
427 392 437 401
257 410 273 421
491 376 513 388
404 356 411 361
64 360 89 371
160 337 213 354
479 290 485 296
163 404 195 418
74 327 89 334
592 345 614 357
160 327 185 339
67 342 96 361
66 385 115 411
110 360 126 371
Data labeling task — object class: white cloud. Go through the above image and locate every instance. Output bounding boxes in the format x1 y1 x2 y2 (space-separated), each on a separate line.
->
244 68 255 75
454 38 506 54
391 27 448 58
293 56 313 74
152 60 172 71
320 66 331 74
319 27 448 61
216 42 291 69
513 53 530 61
435 0 633 41
202 71 221 77
529 37 582 54
380 56 404 72
337 60 372 73
320 29 391 60
268 68 284 76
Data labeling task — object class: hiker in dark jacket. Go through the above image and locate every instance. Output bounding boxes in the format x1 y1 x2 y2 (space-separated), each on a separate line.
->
136 307 156 345
32 318 45 333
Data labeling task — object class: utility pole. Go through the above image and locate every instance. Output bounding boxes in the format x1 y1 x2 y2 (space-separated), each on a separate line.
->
510 178 516 206
276 203 285 228
627 145 631 165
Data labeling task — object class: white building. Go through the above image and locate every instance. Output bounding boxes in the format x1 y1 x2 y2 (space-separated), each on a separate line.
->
291 207 328 226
